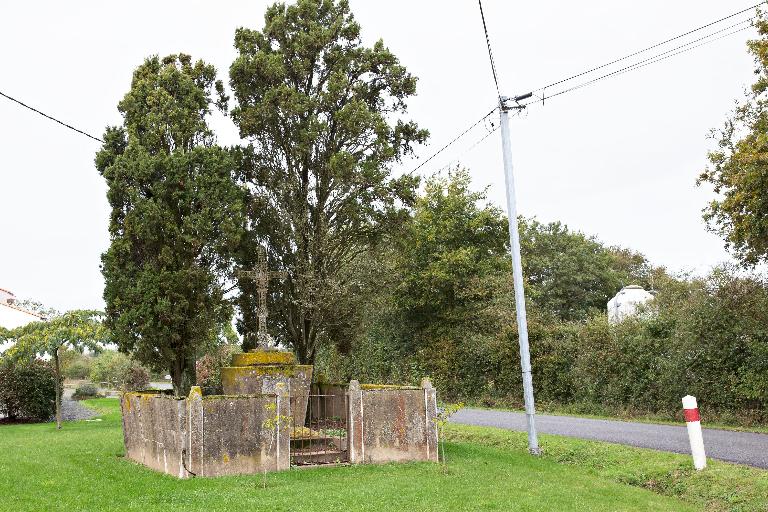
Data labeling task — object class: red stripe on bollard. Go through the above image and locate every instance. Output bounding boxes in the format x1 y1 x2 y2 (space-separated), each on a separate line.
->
684 408 700 422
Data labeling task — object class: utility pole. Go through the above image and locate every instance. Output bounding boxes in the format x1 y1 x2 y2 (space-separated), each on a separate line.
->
499 94 540 455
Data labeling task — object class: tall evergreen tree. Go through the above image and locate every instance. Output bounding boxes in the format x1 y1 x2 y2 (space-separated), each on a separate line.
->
96 54 244 395
229 0 427 361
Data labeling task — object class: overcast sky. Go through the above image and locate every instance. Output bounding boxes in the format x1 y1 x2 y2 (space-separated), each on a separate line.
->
0 1 759 311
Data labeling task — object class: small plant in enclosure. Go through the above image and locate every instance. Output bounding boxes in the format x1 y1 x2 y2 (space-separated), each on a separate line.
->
436 402 464 465
323 427 347 438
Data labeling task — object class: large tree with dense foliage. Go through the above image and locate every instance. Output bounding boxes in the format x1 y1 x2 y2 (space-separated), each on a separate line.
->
316 170 513 391
519 219 654 321
699 16 768 265
0 310 108 429
394 169 509 338
96 54 244 396
228 0 427 361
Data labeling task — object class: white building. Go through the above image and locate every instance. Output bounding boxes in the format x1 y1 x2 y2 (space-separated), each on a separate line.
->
607 285 655 324
0 288 46 352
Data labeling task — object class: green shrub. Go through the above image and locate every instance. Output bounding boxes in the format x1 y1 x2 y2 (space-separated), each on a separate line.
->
59 349 92 380
63 359 91 380
72 383 100 400
196 345 241 395
89 351 150 391
321 264 768 426
123 366 150 391
0 359 60 422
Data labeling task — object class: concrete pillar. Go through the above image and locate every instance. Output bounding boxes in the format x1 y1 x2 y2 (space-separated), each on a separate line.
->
187 386 204 478
275 382 291 471
347 380 364 463
422 378 439 462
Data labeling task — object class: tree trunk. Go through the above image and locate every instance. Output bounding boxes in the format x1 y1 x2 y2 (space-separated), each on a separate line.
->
54 347 62 430
171 356 197 397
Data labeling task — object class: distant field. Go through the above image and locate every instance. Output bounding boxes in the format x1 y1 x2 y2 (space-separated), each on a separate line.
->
0 398 694 511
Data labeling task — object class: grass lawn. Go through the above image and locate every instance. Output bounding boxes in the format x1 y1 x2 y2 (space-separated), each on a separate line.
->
0 399 696 512
444 423 768 512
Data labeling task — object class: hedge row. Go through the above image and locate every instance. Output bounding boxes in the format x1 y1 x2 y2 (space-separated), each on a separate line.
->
320 269 768 425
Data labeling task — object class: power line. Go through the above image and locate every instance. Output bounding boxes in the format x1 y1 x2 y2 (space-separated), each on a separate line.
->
522 21 754 107
0 90 104 143
478 0 502 101
433 122 500 176
465 123 499 153
407 107 497 175
406 15 755 177
530 1 766 94
406 1 503 178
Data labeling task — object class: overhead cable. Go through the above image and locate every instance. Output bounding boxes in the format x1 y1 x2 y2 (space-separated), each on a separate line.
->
521 22 755 107
407 107 497 175
0 90 104 143
529 2 766 94
478 0 502 101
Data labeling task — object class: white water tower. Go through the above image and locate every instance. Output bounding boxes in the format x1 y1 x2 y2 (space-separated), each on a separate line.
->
607 285 655 324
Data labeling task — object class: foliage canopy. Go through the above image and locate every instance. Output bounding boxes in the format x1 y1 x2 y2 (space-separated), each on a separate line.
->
700 16 768 265
229 0 427 360
96 54 244 395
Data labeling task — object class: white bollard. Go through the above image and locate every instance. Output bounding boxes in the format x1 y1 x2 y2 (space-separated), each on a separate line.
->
682 395 707 470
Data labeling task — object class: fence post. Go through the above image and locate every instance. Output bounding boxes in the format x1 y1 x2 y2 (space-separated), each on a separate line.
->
682 395 707 470
348 380 363 463
187 386 204 477
274 382 291 471
421 378 439 462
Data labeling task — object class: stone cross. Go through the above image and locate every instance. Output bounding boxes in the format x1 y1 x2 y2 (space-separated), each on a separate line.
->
237 245 287 345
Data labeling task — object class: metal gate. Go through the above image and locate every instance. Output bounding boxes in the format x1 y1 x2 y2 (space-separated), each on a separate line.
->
290 393 348 466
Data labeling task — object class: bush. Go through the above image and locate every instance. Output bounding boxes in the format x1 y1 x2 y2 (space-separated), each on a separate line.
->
59 349 92 380
89 351 150 391
0 359 60 422
72 383 100 400
63 359 91 380
324 263 768 426
123 365 150 391
196 345 241 395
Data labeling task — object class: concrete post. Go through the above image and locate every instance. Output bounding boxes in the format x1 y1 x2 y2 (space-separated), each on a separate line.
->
275 382 291 471
682 395 707 470
348 380 363 463
422 378 439 462
499 100 540 455
187 386 204 477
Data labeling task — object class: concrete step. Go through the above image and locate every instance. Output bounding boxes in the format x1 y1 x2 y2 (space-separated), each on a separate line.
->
291 435 347 451
291 449 348 465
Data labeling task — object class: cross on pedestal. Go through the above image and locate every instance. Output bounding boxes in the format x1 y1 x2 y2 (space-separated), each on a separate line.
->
237 245 287 346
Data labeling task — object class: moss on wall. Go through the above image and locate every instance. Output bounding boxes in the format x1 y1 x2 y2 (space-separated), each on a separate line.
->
231 351 297 367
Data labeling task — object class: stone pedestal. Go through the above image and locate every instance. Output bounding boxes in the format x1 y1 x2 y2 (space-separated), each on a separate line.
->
221 349 313 427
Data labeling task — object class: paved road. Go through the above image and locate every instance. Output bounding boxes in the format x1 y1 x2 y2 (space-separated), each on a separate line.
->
451 408 768 469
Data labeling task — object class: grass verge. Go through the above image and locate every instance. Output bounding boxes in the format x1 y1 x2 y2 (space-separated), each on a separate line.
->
443 423 768 512
0 398 695 511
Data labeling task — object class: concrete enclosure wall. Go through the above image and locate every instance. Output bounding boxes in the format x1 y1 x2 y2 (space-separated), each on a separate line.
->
348 380 439 464
121 393 188 478
221 364 312 427
121 387 290 478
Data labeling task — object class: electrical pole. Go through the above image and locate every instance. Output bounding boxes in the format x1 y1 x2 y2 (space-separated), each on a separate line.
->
499 95 540 455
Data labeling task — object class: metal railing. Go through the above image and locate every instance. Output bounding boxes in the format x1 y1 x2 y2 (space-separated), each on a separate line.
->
289 393 348 466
